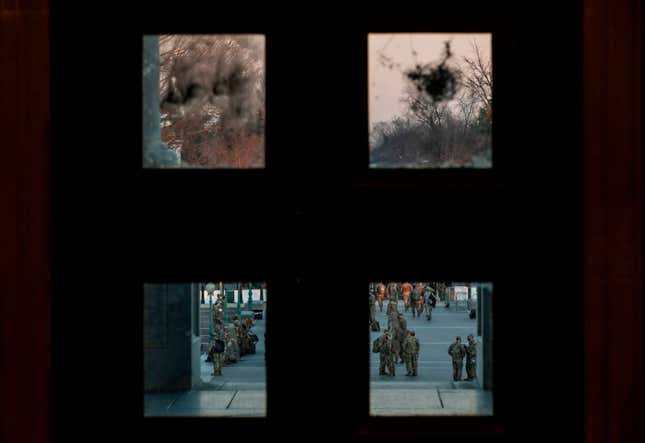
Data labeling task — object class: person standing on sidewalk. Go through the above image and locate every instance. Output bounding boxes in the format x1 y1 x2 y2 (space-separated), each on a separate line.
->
374 330 395 376
209 318 226 376
448 336 466 381
386 296 399 329
414 292 425 317
403 330 420 376
395 312 407 363
404 282 416 317
369 291 377 326
415 282 425 317
376 282 386 312
465 334 477 381
387 282 399 303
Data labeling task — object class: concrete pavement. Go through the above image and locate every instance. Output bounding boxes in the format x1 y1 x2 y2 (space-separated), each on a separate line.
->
370 299 492 415
144 313 266 417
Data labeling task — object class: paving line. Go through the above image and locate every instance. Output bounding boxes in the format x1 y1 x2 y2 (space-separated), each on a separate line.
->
225 390 239 409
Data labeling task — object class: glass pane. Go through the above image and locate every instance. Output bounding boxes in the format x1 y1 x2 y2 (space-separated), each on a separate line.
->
144 282 267 417
369 282 493 416
369 33 492 168
143 35 265 168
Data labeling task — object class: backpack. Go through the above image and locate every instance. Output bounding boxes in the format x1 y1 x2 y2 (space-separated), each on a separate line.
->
210 339 225 354
372 337 382 353
371 320 380 332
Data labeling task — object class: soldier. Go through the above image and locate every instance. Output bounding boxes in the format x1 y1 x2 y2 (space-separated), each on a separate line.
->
386 297 399 330
376 282 386 312
391 322 403 364
382 331 395 376
403 330 420 376
387 282 398 303
448 336 466 381
402 284 411 312
465 334 477 381
397 312 407 331
414 282 425 310
415 291 425 317
424 286 434 321
225 325 241 364
374 330 395 376
410 293 418 317
209 318 226 376
237 321 248 356
369 292 376 326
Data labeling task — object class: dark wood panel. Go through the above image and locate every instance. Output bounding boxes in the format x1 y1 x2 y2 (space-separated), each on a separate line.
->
583 0 644 443
0 4 50 443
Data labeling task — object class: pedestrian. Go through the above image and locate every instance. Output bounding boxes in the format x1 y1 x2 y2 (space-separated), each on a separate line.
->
409 291 419 317
386 295 399 328
401 282 413 311
402 285 410 312
387 282 398 303
465 334 477 381
415 283 425 317
374 330 395 376
448 336 466 381
209 318 226 376
392 316 406 364
425 288 435 321
403 330 420 376
397 312 407 331
376 282 386 312
369 292 376 326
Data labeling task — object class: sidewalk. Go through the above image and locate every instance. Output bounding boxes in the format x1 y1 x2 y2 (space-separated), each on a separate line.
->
370 386 492 416
144 388 266 417
145 316 267 417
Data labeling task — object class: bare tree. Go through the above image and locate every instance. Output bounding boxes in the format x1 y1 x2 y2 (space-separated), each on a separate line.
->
461 40 492 123
157 35 265 168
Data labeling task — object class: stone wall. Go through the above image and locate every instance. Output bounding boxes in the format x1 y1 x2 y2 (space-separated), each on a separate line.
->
144 284 198 392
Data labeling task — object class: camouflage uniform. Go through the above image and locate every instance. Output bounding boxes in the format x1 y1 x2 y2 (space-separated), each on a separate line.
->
425 289 434 321
369 293 376 325
403 332 420 376
376 333 395 376
376 283 386 312
209 319 226 376
386 300 399 331
395 314 407 363
448 340 466 381
387 282 398 303
225 327 240 364
465 337 477 381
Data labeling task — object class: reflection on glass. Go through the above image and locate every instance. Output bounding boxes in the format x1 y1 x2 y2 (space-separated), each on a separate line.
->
143 35 265 168
369 33 492 168
369 282 493 416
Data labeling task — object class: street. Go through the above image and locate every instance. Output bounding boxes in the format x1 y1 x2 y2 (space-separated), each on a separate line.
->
370 299 492 415
370 300 476 382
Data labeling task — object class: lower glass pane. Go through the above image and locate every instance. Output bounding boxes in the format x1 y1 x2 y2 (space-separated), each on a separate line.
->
143 282 267 417
369 282 493 416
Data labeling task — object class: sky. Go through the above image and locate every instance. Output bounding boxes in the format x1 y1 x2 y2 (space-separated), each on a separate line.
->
369 33 492 128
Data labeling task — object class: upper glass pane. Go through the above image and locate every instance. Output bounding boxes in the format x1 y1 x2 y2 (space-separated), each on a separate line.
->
369 33 492 169
143 35 265 168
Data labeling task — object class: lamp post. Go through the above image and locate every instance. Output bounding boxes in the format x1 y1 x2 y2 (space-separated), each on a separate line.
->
237 283 243 318
247 283 253 311
205 282 216 340
220 281 228 323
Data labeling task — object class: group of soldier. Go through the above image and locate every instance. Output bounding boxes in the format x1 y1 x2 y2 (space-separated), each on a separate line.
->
206 293 259 376
372 282 437 321
448 335 478 382
370 282 478 382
